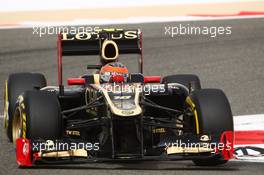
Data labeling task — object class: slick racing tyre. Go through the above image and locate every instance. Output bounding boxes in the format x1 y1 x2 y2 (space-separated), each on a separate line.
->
187 89 233 166
162 74 201 90
4 73 47 142
12 91 62 144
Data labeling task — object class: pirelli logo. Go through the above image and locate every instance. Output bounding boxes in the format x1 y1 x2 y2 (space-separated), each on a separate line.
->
61 31 138 41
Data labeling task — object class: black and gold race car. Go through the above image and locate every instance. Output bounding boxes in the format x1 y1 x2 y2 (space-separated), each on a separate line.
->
3 29 234 167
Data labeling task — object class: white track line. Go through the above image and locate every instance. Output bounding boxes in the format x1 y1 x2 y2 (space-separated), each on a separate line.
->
233 158 264 163
0 15 263 30
2 0 256 12
234 114 264 131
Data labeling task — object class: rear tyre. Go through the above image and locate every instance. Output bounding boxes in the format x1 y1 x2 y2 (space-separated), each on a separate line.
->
162 74 201 90
188 89 233 166
4 73 46 142
12 91 62 143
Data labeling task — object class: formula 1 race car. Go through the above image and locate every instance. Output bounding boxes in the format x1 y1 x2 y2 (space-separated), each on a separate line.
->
3 29 234 167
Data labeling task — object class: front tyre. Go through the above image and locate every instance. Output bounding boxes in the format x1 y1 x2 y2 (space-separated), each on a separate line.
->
4 73 46 142
187 89 233 166
12 91 62 143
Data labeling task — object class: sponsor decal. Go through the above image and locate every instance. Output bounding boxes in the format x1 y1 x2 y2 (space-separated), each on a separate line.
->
22 140 29 156
62 30 138 41
66 130 80 136
200 135 210 142
113 96 131 100
153 128 166 134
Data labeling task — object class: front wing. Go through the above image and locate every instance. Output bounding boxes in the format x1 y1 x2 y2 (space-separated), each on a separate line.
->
16 131 234 167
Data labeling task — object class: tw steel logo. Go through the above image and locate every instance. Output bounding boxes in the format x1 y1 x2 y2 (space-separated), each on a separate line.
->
61 31 138 41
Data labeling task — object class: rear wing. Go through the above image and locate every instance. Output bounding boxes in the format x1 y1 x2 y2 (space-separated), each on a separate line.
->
57 29 143 86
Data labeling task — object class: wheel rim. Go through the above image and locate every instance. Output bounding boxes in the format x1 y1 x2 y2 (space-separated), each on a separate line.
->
12 107 23 144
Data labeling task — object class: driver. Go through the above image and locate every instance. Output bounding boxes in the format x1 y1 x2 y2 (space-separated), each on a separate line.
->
99 62 129 83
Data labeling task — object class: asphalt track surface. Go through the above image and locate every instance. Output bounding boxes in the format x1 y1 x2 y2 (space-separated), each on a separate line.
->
0 18 264 174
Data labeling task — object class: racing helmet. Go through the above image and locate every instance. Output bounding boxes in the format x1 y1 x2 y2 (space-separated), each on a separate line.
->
100 62 129 83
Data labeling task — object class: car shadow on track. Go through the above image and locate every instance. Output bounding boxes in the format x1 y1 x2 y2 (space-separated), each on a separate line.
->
20 161 239 171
